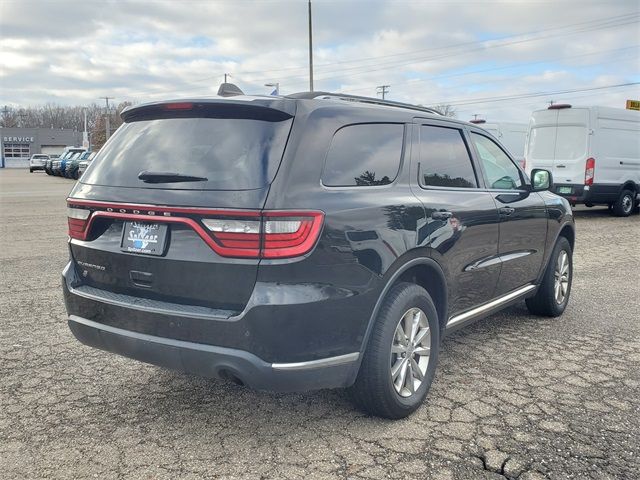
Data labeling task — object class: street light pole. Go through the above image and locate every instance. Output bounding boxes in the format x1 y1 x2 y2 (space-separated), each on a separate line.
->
308 0 314 92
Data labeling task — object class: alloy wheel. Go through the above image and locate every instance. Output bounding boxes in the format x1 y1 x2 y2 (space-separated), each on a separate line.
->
390 308 431 397
554 250 570 304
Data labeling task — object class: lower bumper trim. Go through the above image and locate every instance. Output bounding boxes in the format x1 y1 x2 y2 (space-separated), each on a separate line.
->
68 315 360 392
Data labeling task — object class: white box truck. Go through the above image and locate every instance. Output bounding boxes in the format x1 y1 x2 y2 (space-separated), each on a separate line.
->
471 120 528 168
525 104 640 216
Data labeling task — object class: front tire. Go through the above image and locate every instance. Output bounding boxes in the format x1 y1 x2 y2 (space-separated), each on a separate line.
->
349 282 440 419
526 236 572 317
612 189 634 217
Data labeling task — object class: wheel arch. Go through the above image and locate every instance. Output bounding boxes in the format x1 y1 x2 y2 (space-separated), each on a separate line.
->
359 257 448 355
620 180 639 196
558 223 575 251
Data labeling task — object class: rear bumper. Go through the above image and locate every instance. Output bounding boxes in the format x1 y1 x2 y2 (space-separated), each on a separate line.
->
552 183 623 205
68 315 359 392
62 258 372 391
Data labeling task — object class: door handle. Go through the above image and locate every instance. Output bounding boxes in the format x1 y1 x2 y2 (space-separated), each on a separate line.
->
431 210 453 220
499 207 516 216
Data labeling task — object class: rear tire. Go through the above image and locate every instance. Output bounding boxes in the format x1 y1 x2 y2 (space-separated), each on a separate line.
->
349 282 440 419
526 236 572 317
611 189 634 217
29 168 33 173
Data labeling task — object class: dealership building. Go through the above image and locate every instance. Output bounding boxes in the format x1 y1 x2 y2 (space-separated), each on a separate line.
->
0 127 83 168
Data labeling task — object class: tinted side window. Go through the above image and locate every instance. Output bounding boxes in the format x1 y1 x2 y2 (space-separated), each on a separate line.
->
322 123 404 187
471 132 523 190
419 126 478 188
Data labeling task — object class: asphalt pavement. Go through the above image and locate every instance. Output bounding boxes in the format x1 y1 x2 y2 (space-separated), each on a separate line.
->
1 169 638 479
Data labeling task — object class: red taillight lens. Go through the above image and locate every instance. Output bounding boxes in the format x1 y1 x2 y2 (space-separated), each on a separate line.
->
585 157 595 186
262 212 324 259
521 158 526 170
203 211 324 259
67 207 91 239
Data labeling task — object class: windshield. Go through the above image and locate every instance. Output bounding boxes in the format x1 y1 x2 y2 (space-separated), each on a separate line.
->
82 116 293 190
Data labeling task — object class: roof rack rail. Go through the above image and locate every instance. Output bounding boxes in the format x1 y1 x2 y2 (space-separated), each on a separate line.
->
287 91 442 115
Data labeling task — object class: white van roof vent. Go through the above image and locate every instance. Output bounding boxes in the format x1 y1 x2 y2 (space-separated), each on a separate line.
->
548 104 572 110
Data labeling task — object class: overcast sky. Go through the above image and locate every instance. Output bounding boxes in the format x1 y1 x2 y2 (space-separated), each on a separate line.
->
1 0 639 122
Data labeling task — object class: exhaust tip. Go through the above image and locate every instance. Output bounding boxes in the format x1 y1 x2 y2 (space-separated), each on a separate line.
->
218 369 245 386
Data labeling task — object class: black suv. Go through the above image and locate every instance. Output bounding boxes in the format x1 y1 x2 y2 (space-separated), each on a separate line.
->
63 91 575 419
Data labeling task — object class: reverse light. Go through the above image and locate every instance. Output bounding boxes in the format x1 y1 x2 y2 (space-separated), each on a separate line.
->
585 157 595 186
67 207 91 240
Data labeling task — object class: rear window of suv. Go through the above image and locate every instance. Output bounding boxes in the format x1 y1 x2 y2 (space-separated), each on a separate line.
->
82 114 293 190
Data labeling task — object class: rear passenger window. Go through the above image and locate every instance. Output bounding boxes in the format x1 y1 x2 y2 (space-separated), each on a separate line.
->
419 126 478 188
322 123 404 187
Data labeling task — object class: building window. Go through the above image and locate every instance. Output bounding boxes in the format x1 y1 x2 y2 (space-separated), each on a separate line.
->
3 143 31 158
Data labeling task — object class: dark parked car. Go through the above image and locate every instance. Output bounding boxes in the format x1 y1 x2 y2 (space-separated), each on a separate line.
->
58 149 86 177
44 155 58 175
76 151 97 179
66 151 95 179
63 91 575 418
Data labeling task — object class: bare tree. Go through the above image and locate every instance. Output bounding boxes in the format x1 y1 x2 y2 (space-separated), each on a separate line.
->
429 104 457 118
0 102 136 150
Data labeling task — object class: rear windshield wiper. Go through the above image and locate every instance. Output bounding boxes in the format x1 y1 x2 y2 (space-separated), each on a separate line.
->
138 171 208 183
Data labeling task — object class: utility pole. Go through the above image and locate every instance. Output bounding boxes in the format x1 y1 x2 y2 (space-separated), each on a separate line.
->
308 0 314 91
224 73 231 83
100 96 114 141
376 85 390 100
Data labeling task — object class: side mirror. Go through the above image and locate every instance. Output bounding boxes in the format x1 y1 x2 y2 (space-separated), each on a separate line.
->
531 168 553 191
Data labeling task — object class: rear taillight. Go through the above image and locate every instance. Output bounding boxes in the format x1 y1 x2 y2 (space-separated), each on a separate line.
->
67 207 91 240
202 216 262 257
521 158 526 171
66 200 324 259
202 211 324 259
585 157 595 186
262 212 324 259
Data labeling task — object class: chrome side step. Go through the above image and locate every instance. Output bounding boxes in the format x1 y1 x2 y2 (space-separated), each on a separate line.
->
447 284 536 329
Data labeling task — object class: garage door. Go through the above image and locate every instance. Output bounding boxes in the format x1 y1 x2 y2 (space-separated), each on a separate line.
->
41 145 66 155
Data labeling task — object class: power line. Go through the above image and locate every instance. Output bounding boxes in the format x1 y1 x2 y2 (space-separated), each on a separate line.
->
279 16 639 87
120 13 640 99
438 82 640 107
190 11 639 82
343 45 640 94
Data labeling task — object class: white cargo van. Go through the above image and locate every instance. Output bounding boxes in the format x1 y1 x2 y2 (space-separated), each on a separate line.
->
472 120 528 168
525 104 640 216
